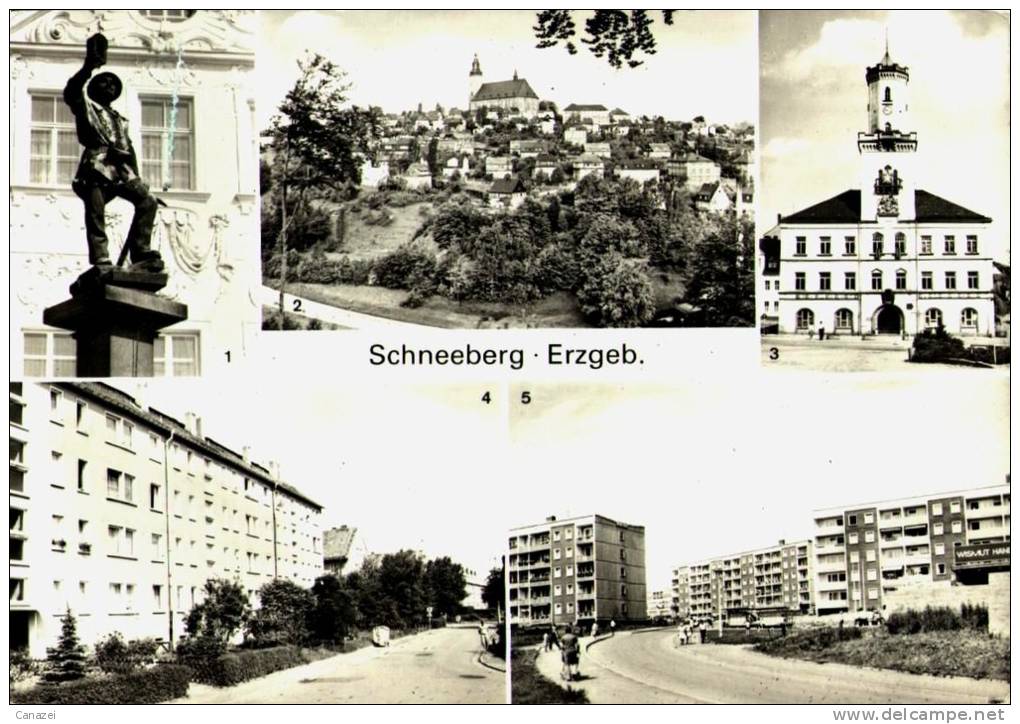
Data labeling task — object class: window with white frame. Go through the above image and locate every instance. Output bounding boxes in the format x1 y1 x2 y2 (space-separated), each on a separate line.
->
872 233 883 256
107 526 135 557
961 308 978 329
819 272 831 290
967 271 979 290
944 236 956 255
966 235 978 255
29 94 80 185
796 308 814 331
795 237 806 255
835 308 853 330
895 269 907 290
944 272 956 290
140 97 194 190
819 237 831 256
920 236 932 255
871 270 883 290
844 272 856 290
921 271 933 290
23 331 76 378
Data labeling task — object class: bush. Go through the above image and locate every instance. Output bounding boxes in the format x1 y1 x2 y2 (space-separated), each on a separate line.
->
755 626 863 656
10 648 39 685
576 257 655 328
92 633 160 674
910 326 1003 365
12 664 191 704
885 605 988 636
190 646 307 687
373 246 438 290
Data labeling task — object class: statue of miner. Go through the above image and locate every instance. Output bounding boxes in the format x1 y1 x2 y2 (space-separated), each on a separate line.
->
63 33 164 272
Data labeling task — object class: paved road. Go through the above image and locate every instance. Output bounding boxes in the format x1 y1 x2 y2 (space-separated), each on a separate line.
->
260 285 422 331
175 626 504 704
535 630 1009 705
761 335 1008 372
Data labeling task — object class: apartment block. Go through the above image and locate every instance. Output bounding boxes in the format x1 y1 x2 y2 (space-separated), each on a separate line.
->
813 485 1010 615
646 589 671 619
508 514 646 627
671 539 814 622
9 382 325 657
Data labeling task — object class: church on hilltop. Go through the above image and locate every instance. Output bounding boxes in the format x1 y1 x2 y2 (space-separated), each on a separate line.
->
467 54 539 118
759 42 996 338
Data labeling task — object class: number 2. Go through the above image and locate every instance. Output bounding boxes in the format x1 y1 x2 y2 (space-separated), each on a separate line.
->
292 299 303 313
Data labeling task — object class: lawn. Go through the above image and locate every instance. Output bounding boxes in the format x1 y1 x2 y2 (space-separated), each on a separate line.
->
511 648 588 705
759 630 1009 681
338 201 437 260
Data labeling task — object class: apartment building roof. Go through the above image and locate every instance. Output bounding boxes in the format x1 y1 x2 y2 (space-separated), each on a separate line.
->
59 382 323 510
812 484 1010 518
510 513 644 534
781 189 992 225
676 538 813 570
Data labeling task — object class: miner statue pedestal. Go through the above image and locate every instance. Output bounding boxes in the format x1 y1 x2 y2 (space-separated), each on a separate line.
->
41 32 187 377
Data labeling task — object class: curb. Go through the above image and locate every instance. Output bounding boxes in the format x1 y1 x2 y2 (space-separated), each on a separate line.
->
477 649 507 674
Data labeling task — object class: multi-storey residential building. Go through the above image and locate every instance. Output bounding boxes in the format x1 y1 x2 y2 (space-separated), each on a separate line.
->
10 11 260 378
508 514 646 627
667 153 721 190
671 539 814 622
812 484 1010 615
760 44 997 337
646 589 671 620
9 382 324 657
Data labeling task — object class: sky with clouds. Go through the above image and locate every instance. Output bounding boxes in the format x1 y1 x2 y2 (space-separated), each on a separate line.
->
256 10 756 130
760 10 1009 263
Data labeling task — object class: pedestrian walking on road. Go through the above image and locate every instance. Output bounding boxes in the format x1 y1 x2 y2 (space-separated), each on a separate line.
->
698 619 707 644
560 625 581 681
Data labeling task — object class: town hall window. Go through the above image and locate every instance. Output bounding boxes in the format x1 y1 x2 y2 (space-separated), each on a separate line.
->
794 272 806 291
796 308 814 331
794 237 806 256
895 269 907 290
871 270 883 290
944 236 956 254
894 233 906 256
872 233 883 256
884 87 892 103
844 272 856 290
967 271 979 289
920 236 933 255
945 271 956 290
924 308 942 329
819 272 831 290
961 308 978 330
966 235 978 254
844 236 856 255
921 271 933 290
819 237 831 256
835 309 853 331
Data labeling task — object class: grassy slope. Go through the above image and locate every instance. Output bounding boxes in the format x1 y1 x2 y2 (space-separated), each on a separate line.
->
763 631 1009 682
511 649 588 705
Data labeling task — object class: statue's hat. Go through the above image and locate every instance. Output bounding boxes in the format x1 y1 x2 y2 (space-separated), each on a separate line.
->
88 72 123 102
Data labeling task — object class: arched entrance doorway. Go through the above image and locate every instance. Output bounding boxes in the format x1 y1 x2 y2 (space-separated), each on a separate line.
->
875 305 904 334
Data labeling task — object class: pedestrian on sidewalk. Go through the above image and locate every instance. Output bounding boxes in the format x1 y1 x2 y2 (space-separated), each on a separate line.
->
818 321 826 341
542 630 550 652
698 618 707 644
591 620 599 639
610 619 616 637
560 625 580 681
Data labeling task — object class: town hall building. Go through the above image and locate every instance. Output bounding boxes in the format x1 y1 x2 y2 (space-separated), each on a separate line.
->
467 54 540 118
760 45 996 337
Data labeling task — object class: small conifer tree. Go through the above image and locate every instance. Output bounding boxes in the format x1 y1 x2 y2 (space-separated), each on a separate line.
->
42 609 88 683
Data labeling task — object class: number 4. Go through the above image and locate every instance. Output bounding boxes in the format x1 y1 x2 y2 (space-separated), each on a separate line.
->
481 391 491 404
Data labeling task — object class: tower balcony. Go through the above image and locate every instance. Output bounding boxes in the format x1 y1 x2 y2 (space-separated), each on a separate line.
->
858 130 917 153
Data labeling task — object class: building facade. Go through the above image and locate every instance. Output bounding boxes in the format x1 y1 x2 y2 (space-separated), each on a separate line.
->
9 381 324 656
10 11 261 378
671 539 814 622
760 45 997 337
508 514 646 627
646 589 671 620
812 484 1010 615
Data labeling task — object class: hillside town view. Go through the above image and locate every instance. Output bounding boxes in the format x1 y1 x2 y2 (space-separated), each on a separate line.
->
259 11 756 329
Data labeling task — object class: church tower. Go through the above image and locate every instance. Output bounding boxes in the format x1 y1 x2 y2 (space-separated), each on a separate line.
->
858 37 917 221
469 54 483 103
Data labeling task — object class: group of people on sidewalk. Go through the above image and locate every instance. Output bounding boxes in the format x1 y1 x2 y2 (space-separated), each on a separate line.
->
674 617 709 646
541 619 616 682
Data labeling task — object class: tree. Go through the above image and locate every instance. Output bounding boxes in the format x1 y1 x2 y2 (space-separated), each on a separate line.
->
184 579 251 646
481 567 505 613
376 550 428 628
308 575 357 645
424 557 467 618
682 213 755 326
270 53 380 195
577 256 656 327
42 609 87 684
248 579 315 647
533 10 675 69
